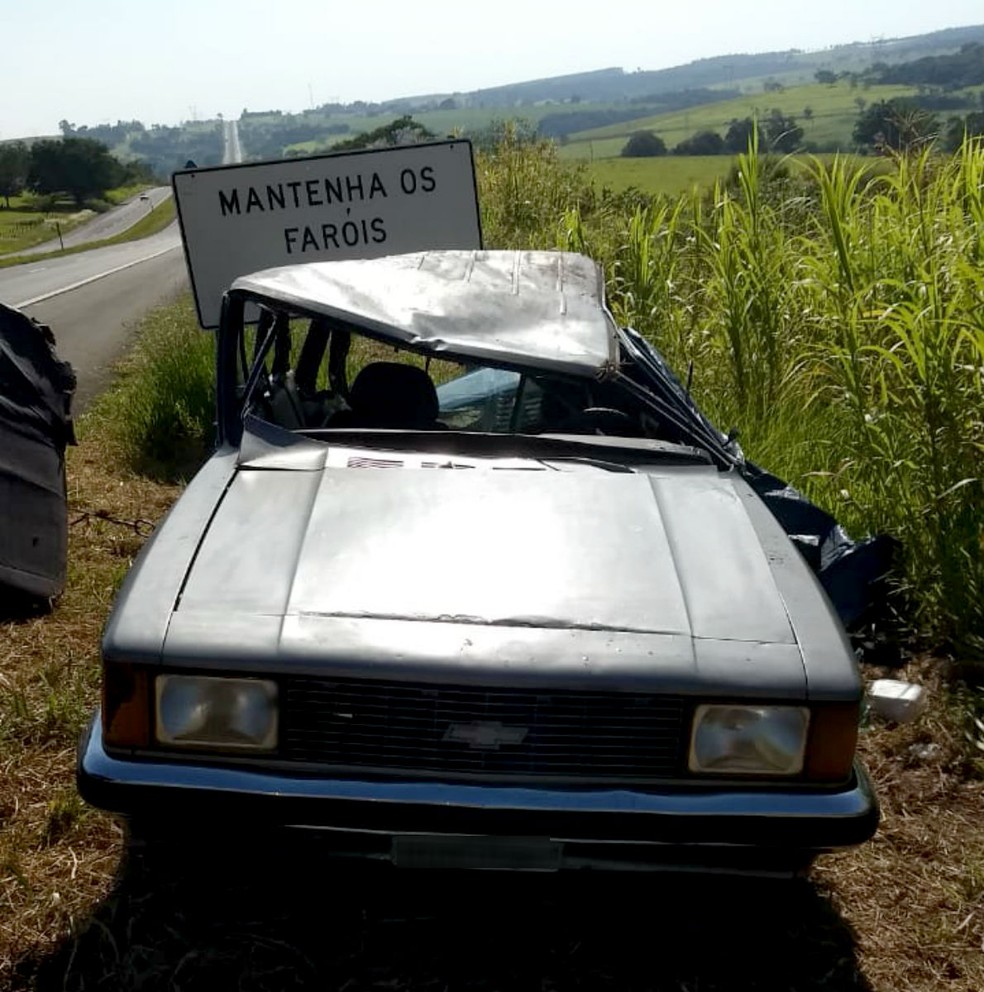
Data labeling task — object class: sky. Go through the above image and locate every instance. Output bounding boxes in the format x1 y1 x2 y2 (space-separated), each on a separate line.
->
3 0 982 138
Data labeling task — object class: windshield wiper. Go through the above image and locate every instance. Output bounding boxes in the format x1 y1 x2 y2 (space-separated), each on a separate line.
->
538 456 635 473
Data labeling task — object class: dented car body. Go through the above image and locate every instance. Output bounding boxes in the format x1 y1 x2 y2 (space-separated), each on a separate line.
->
77 251 879 874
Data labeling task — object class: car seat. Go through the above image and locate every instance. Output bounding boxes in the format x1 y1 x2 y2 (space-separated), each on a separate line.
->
327 362 441 429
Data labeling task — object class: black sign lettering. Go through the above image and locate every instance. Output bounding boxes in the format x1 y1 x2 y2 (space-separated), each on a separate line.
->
324 176 343 204
219 189 240 216
398 166 437 196
283 216 387 255
345 175 364 200
321 223 339 249
221 170 396 218
369 173 387 198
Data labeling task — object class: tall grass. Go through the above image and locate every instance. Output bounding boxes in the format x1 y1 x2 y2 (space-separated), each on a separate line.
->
533 139 984 649
100 135 983 649
92 299 215 481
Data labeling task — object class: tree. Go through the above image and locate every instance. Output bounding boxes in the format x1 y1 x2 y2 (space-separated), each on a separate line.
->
724 117 765 154
942 111 984 152
764 109 803 153
329 115 436 152
852 98 940 152
674 130 725 155
467 117 537 152
814 70 837 85
803 106 814 124
0 141 30 207
28 137 124 206
620 131 667 157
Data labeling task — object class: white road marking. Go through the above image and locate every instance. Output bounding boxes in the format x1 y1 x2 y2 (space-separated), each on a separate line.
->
13 243 181 308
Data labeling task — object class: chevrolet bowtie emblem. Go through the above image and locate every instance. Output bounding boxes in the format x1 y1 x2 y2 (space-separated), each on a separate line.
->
444 721 529 750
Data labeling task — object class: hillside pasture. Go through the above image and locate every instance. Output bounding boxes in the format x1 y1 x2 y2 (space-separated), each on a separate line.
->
585 155 734 194
0 189 126 255
562 81 925 154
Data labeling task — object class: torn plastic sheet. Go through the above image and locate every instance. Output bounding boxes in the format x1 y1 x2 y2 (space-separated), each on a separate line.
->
0 302 77 602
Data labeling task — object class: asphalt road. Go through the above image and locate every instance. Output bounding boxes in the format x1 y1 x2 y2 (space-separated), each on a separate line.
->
1 122 241 411
223 119 243 164
15 186 174 257
0 225 189 409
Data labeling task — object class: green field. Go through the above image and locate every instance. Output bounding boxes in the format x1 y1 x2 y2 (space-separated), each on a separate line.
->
585 155 735 194
0 195 96 253
0 183 159 256
275 102 632 157
583 152 887 195
561 81 926 156
0 195 175 268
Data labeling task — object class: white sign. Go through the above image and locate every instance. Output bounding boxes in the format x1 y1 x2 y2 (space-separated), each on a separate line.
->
172 140 481 328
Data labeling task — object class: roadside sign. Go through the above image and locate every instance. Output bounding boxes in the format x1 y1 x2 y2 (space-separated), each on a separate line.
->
172 140 482 328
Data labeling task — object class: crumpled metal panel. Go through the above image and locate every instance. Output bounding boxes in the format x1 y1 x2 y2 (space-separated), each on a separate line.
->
231 251 617 376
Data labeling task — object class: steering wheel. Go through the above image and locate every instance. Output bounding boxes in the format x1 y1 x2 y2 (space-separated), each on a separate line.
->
560 407 642 436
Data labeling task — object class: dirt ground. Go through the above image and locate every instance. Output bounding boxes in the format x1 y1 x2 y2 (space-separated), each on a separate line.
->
1 440 982 992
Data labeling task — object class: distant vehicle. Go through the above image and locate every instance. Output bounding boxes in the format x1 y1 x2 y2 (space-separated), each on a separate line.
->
77 250 880 875
138 194 150 202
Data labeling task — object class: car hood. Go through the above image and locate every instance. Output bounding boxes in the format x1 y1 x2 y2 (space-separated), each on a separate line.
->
179 461 791 637
160 460 807 694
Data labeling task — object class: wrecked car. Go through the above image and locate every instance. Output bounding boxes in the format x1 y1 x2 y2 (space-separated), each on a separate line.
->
77 250 879 874
0 303 76 606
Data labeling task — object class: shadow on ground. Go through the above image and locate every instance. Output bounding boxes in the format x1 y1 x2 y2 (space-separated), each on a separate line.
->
16 845 871 992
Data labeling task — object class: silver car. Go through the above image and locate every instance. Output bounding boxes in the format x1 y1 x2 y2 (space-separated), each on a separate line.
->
77 250 879 874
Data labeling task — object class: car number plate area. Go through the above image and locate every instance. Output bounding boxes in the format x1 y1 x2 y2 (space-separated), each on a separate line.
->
391 834 562 870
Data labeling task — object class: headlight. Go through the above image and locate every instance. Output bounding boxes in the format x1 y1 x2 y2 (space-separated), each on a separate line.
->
689 704 809 776
155 675 278 750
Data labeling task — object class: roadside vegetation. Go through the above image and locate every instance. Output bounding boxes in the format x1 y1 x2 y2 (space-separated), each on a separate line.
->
1 121 983 990
0 196 176 270
480 131 984 653
560 80 925 155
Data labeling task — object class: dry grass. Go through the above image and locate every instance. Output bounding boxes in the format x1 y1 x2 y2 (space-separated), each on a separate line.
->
1 423 982 991
0 431 181 990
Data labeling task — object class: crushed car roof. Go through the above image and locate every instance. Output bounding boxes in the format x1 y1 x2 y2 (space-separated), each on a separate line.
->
230 251 619 376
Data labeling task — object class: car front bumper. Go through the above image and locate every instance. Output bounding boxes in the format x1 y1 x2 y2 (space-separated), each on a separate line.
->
77 713 878 875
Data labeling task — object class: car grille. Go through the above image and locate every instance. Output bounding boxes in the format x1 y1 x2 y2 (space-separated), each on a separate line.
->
283 677 689 782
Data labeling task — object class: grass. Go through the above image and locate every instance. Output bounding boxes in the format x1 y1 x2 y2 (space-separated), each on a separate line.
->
104 184 151 206
0 196 176 270
583 153 891 196
584 155 736 195
0 184 154 254
2 473 982 992
548 139 984 651
1 133 983 990
561 80 926 155
95 295 215 481
0 200 91 254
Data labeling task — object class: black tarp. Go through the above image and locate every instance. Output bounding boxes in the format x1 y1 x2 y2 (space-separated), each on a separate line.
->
0 302 76 603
